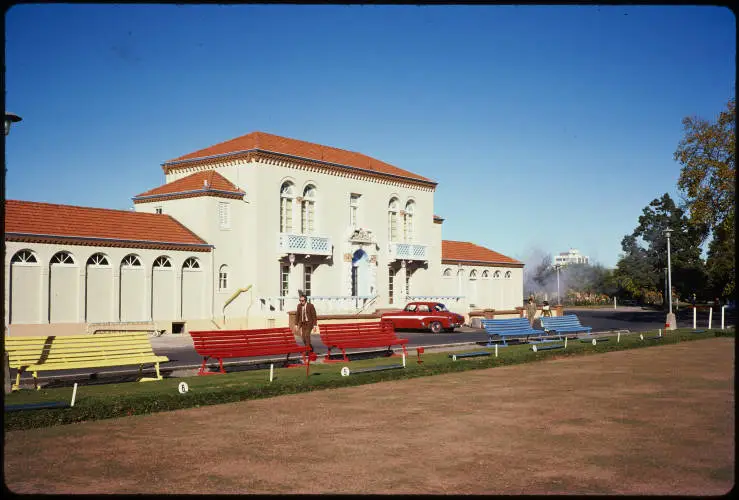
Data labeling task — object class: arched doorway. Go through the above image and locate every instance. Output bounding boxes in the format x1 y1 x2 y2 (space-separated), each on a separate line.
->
351 249 370 296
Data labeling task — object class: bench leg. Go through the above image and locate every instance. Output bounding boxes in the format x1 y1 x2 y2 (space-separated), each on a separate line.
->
139 363 164 383
33 371 40 391
12 368 23 391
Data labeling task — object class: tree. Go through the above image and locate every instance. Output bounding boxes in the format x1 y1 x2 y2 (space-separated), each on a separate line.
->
614 194 706 303
674 97 735 298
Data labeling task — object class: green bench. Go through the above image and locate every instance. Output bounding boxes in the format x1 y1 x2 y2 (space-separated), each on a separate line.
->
5 332 169 391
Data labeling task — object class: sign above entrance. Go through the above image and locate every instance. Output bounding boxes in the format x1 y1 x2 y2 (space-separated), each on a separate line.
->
349 228 374 244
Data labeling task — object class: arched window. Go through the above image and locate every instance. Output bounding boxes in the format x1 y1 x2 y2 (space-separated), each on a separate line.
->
505 271 511 279
51 251 75 265
87 253 110 266
218 264 229 291
183 257 200 270
493 271 501 279
121 254 142 267
403 201 415 243
482 270 489 279
442 268 452 277
388 198 399 242
280 182 295 233
469 270 477 280
11 250 38 264
301 185 316 234
153 256 172 268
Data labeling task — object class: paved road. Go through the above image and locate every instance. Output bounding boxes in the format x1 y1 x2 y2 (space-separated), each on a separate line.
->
17 306 734 388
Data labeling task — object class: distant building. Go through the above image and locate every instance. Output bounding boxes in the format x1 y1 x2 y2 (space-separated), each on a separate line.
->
553 248 589 266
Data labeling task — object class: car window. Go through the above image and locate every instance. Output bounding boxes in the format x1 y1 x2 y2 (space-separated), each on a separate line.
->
417 304 430 312
405 305 417 312
434 304 448 312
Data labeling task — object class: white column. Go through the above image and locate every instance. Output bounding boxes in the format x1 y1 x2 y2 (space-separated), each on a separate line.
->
41 266 50 323
399 260 407 301
79 267 87 323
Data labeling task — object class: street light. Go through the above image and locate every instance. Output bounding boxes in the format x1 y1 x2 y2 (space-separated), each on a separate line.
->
5 112 22 136
664 227 676 330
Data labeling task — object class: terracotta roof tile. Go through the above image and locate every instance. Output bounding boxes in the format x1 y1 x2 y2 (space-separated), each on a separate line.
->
5 200 210 248
164 131 435 184
441 240 522 265
133 171 244 200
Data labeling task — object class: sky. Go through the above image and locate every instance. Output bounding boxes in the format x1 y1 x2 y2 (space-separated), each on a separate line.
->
4 4 736 269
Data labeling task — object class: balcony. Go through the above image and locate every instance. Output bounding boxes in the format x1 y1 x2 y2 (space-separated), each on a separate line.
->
388 242 428 261
278 233 332 257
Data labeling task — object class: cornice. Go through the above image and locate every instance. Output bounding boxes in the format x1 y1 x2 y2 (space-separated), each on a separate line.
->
441 259 524 268
5 233 213 253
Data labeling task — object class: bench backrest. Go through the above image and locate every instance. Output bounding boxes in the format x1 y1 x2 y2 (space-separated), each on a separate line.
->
481 318 535 333
5 332 159 368
189 327 302 356
319 320 397 344
540 315 585 328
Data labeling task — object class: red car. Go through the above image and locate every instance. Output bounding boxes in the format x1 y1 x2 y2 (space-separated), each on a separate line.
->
381 301 465 333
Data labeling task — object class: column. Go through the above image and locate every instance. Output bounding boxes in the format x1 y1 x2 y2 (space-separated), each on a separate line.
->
79 267 87 323
40 265 50 323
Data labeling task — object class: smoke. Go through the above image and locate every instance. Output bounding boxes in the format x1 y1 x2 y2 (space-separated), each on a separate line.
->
518 247 612 303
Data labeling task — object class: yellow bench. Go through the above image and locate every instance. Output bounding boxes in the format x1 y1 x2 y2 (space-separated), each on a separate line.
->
5 332 169 391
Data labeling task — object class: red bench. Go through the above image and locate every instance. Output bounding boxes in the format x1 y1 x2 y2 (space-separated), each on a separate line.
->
189 327 312 376
318 319 409 363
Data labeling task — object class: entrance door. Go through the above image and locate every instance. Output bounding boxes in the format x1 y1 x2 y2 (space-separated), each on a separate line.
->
351 249 370 296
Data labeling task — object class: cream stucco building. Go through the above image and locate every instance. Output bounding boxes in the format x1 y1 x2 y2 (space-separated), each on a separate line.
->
4 131 524 335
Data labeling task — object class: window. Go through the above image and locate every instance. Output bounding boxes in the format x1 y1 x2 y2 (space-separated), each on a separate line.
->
405 304 417 312
218 202 231 229
405 268 412 296
87 253 110 266
388 267 395 304
155 206 163 214
280 265 290 297
121 254 142 267
51 251 75 265
493 271 501 279
505 271 511 279
349 193 360 227
303 265 313 297
417 304 430 312
11 250 38 264
442 268 452 277
301 185 316 234
183 257 200 269
153 256 172 268
218 265 229 291
482 270 489 279
403 201 415 242
388 198 399 242
469 270 477 280
280 182 294 233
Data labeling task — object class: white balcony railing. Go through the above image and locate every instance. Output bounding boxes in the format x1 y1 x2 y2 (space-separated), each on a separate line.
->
388 242 428 261
278 233 332 256
257 295 378 314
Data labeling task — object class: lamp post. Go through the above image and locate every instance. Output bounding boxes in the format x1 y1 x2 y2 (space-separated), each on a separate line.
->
5 112 22 136
4 112 22 394
664 228 676 330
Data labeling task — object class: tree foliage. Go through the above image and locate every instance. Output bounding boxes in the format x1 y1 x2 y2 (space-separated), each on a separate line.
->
674 97 735 298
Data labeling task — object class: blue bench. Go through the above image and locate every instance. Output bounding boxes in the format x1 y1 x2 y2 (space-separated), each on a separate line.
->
540 315 592 336
481 318 546 346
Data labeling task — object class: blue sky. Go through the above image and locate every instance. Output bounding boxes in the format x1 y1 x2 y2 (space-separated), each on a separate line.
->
4 4 735 268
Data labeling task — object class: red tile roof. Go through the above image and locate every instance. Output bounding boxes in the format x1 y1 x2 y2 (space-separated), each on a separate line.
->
164 131 435 185
133 170 244 202
441 240 522 266
5 200 210 251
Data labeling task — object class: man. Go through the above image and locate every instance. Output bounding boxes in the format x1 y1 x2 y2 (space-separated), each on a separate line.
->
525 295 538 327
296 293 318 353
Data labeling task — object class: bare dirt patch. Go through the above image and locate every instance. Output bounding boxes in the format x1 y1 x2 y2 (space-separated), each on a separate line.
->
5 338 734 494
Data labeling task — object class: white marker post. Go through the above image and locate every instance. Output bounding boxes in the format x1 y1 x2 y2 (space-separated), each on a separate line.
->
71 382 78 407
495 344 498 358
658 328 662 337
402 352 406 368
564 337 568 349
709 308 713 329
269 363 274 382
617 331 621 343
693 307 697 329
721 305 726 330
614 297 617 310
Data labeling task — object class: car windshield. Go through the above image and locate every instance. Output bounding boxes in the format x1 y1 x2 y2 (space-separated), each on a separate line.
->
434 304 448 312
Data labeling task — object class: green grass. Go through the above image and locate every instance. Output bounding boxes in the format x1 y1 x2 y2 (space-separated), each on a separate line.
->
4 328 733 431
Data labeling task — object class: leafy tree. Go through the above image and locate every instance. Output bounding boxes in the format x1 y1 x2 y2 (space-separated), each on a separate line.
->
674 97 735 298
614 194 706 303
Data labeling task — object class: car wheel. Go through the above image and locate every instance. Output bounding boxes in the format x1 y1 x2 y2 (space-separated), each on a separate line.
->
430 321 442 334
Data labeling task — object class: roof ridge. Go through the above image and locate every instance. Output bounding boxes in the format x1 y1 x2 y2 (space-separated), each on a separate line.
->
6 199 148 215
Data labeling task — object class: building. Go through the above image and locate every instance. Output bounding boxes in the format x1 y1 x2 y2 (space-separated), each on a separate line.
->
4 131 524 335
553 248 589 266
